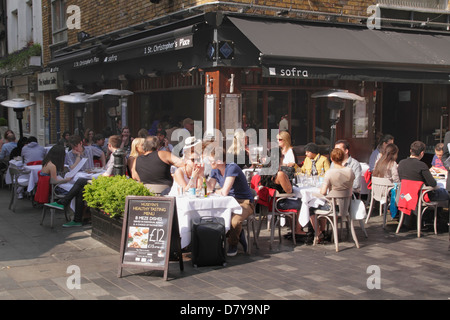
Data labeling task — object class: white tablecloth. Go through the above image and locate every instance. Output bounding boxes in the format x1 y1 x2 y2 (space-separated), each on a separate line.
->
360 162 370 195
5 161 42 193
175 195 242 249
293 185 324 227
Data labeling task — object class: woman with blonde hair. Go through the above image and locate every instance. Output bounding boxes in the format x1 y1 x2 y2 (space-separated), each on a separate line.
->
128 137 145 180
277 130 296 167
227 129 250 169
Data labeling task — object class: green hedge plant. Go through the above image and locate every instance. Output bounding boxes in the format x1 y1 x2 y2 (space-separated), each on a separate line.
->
83 175 153 219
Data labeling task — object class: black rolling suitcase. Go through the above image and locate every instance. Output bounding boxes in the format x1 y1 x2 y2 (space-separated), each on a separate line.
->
191 216 227 267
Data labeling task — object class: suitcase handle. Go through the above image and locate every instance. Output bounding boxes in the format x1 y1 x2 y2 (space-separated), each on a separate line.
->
199 216 220 223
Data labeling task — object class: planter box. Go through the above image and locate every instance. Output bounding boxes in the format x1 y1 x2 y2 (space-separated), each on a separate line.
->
90 209 123 252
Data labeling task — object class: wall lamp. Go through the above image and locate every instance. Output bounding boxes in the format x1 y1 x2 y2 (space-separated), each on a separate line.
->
77 31 91 43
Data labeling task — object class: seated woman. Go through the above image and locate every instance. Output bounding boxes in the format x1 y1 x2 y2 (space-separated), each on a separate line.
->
259 168 308 240
41 145 88 227
227 130 250 169
168 150 203 196
134 135 184 194
311 148 355 241
372 143 400 183
128 137 145 180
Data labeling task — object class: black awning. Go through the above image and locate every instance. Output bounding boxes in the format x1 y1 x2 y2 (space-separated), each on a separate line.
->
48 45 104 69
48 25 196 69
229 16 450 83
103 25 195 64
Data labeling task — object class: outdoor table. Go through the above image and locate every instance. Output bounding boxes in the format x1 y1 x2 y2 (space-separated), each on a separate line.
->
174 194 242 249
292 185 324 227
23 164 42 192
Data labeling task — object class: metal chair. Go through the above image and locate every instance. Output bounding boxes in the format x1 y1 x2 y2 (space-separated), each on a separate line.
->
365 176 395 229
243 189 259 253
269 191 299 249
312 191 360 252
144 184 170 196
40 180 70 228
8 166 30 212
396 185 440 237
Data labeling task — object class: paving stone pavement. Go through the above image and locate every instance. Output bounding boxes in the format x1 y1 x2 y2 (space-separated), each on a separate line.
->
0 187 449 301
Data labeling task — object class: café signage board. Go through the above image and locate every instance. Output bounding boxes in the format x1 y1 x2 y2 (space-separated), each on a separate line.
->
117 196 183 280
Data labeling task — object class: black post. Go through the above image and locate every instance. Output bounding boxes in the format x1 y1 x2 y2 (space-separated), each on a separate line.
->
15 109 24 139
113 148 126 176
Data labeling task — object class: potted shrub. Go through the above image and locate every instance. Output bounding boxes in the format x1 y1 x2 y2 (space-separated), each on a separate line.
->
83 175 153 251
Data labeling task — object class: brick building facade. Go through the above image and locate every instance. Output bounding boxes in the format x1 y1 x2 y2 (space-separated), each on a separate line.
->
40 0 450 164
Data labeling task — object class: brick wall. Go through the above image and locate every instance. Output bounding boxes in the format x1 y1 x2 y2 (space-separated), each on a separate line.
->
42 0 376 65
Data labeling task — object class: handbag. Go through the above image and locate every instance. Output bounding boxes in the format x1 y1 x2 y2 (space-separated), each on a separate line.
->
350 197 367 220
280 166 296 180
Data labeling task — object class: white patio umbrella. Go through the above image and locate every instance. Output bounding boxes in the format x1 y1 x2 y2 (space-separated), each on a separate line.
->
56 92 99 137
91 89 134 129
311 89 365 101
0 98 36 138
55 92 98 104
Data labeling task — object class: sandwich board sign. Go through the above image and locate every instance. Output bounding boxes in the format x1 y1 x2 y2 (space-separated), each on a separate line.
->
117 196 183 280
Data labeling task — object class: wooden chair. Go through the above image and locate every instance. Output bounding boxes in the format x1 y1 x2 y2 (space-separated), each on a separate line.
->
312 190 360 252
396 185 440 237
144 184 170 196
8 166 30 212
365 177 395 229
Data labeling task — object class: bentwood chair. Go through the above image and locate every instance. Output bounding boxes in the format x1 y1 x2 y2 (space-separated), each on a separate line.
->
312 190 360 252
365 177 395 229
396 185 440 238
8 166 30 212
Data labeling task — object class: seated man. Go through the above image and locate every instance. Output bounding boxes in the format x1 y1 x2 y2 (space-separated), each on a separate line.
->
332 139 362 192
300 142 330 175
65 135 106 171
102 135 122 176
21 136 46 164
205 147 255 256
398 140 449 211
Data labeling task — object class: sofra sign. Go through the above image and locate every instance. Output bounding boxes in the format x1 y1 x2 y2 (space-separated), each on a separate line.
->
266 66 309 78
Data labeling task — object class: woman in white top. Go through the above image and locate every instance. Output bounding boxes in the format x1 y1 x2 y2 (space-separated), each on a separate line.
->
168 150 202 196
277 130 296 166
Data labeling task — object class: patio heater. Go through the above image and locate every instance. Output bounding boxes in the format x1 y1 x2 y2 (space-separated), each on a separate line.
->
56 92 98 138
0 98 36 139
90 89 133 128
311 89 365 150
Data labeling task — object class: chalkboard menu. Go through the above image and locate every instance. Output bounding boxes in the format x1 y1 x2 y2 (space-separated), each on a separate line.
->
117 196 183 280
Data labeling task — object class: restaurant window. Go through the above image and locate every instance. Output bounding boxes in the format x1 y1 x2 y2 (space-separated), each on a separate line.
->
291 90 309 146
51 0 67 44
242 90 264 131
268 91 289 133
314 98 332 149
